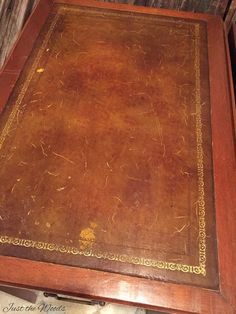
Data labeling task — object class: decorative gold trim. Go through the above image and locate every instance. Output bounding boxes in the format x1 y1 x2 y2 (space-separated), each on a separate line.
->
0 235 205 275
0 8 206 276
58 4 195 28
194 24 206 275
0 14 60 151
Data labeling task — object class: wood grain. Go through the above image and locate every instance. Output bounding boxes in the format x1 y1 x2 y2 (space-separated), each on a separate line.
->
100 0 230 16
225 0 236 31
0 255 231 314
0 0 235 313
0 0 53 114
147 0 229 16
0 0 38 68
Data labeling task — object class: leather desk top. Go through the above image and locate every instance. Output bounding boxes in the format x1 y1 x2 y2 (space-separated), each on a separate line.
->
0 0 226 299
0 5 218 287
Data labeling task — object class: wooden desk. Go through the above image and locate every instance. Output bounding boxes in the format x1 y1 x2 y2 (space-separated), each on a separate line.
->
0 1 235 313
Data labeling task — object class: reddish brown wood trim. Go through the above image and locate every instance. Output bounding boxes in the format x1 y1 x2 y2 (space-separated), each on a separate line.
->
0 1 235 313
225 0 236 32
53 0 216 22
207 15 236 313
0 256 230 314
224 24 236 141
0 0 53 114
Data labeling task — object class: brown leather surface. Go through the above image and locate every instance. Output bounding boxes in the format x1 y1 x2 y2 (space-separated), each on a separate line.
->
0 4 218 288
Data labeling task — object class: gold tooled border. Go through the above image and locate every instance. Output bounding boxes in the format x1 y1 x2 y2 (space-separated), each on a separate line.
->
0 7 206 276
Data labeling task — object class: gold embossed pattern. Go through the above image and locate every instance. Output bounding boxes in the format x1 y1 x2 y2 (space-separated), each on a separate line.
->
0 5 218 288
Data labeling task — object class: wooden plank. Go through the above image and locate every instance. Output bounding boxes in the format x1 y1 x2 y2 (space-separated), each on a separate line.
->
0 0 53 113
146 0 230 16
0 0 38 68
225 0 236 31
100 0 230 16
228 22 236 135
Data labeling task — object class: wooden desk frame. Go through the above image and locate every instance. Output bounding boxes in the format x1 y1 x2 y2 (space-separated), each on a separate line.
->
0 1 235 313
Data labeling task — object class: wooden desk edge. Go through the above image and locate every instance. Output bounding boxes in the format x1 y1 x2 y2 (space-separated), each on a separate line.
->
227 24 236 139
207 15 236 313
0 0 53 114
0 255 230 314
52 0 221 22
0 1 235 313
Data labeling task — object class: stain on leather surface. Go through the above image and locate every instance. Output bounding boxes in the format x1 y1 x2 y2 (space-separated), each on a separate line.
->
0 4 218 288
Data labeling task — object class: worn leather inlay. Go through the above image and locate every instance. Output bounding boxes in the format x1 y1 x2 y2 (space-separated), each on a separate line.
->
0 4 218 288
